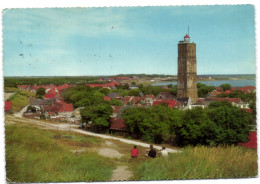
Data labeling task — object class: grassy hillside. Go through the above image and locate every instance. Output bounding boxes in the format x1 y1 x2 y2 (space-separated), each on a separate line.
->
4 87 35 112
5 116 258 182
134 146 258 180
5 123 116 182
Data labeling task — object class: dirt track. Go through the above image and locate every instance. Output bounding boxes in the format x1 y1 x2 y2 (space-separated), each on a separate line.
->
4 92 14 101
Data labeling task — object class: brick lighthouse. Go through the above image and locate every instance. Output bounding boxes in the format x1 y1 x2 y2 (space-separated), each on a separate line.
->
177 33 198 103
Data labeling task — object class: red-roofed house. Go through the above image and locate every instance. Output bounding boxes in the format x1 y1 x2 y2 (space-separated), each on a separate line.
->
224 90 232 94
210 90 222 96
56 84 74 92
48 100 74 119
17 85 30 91
86 84 105 88
156 92 176 101
212 97 242 103
106 81 120 87
104 96 111 101
238 86 256 93
243 109 252 113
123 96 133 105
111 106 123 117
5 101 12 113
144 94 155 99
109 118 127 135
153 99 176 108
45 93 56 99
117 76 130 80
216 87 222 91
238 132 257 149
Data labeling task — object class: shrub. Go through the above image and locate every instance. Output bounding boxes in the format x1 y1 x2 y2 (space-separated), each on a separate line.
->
173 107 217 146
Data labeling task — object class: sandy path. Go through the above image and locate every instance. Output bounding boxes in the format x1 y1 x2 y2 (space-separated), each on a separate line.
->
6 114 180 153
4 92 14 101
98 148 123 158
110 166 133 181
13 105 29 118
6 114 181 181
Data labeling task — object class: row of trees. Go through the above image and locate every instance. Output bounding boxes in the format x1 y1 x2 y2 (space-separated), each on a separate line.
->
4 77 104 87
217 90 256 102
122 101 253 146
197 83 215 97
108 85 177 97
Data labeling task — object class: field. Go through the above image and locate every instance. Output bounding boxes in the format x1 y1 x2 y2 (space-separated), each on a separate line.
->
5 116 258 182
5 122 116 182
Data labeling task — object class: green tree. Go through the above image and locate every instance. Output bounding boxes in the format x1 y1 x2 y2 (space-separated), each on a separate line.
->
36 87 46 99
216 93 229 98
220 83 231 91
197 83 215 97
99 88 110 96
131 81 136 86
140 86 165 96
167 84 173 88
27 105 36 112
208 101 232 109
109 99 123 106
249 101 256 121
207 106 251 145
128 89 141 96
116 84 129 90
173 107 217 146
122 107 148 138
123 105 177 143
80 103 112 132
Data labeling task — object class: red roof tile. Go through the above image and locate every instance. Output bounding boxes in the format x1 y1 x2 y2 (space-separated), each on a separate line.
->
117 76 130 80
224 90 232 94
45 93 56 99
145 94 155 99
243 109 253 113
49 100 74 113
238 132 257 149
112 106 122 114
213 98 242 103
104 96 111 101
5 101 12 111
153 99 176 108
216 87 222 91
110 118 127 130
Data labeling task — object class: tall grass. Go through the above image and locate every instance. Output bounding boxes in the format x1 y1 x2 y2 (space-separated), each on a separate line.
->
134 146 258 180
5 124 115 182
7 92 18 101
9 90 35 112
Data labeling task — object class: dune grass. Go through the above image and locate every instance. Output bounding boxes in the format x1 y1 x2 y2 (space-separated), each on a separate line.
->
134 146 258 180
8 90 35 112
5 124 116 183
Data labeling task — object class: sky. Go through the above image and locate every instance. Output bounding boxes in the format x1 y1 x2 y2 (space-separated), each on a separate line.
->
3 5 255 76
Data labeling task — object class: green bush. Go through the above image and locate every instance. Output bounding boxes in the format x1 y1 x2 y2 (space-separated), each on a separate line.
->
173 107 217 146
173 105 252 146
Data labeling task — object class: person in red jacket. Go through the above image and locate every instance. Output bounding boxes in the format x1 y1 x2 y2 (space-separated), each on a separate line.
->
131 145 139 158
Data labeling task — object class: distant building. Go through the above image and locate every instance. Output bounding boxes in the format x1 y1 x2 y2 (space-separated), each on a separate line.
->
177 33 198 103
156 92 176 100
5 101 12 113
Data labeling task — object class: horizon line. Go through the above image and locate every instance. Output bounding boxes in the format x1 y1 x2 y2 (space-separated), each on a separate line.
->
3 73 256 78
